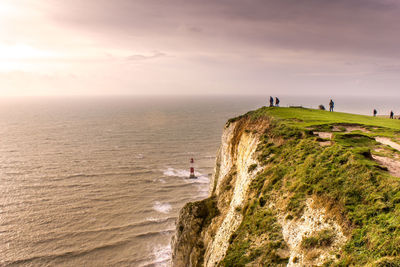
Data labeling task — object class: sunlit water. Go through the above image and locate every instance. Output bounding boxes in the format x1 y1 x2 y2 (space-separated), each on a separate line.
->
0 95 398 266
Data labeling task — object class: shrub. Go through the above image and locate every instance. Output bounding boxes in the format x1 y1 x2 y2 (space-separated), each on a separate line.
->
248 164 258 173
259 197 266 207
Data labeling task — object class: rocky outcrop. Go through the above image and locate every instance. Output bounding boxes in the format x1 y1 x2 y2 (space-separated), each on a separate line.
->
171 197 218 267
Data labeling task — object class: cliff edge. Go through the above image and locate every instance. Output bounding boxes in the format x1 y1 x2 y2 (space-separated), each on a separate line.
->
172 107 400 266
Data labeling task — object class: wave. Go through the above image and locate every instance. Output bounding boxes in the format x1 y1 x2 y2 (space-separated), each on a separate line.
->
141 260 170 267
145 217 175 223
2 239 131 266
66 170 154 179
162 167 191 177
134 229 174 239
30 217 177 246
162 167 208 180
49 169 154 181
74 218 175 235
183 175 209 184
135 153 145 159
137 243 172 267
161 183 196 190
160 167 210 201
141 244 171 267
152 177 167 184
153 201 172 214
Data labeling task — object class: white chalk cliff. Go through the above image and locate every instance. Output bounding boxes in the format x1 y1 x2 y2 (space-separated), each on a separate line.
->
171 116 347 267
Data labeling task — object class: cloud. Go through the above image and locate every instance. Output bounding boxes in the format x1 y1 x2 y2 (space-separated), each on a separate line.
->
42 0 400 58
2 0 400 96
126 52 166 61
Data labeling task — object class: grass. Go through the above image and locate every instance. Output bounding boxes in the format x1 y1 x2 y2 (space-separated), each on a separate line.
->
221 208 289 267
248 106 400 131
301 229 336 249
248 163 258 173
221 107 400 266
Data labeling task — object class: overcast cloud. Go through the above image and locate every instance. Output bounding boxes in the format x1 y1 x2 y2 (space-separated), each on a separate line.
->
1 0 399 96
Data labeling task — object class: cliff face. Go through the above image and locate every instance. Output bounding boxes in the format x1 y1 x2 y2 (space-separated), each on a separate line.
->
204 118 266 266
172 107 400 266
172 115 346 266
172 117 266 267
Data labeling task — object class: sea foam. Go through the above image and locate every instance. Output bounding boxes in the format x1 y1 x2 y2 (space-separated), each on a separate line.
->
153 201 172 214
152 244 171 267
163 167 208 180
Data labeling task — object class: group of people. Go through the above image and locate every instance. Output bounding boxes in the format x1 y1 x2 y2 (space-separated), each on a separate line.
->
268 97 333 111
267 97 397 119
373 109 398 119
269 96 280 107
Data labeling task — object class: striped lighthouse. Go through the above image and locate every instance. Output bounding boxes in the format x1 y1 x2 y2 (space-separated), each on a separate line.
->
189 158 197 179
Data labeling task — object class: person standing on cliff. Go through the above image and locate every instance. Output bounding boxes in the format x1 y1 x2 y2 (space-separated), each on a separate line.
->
373 109 377 117
329 99 334 112
275 97 280 107
269 96 274 107
390 111 394 119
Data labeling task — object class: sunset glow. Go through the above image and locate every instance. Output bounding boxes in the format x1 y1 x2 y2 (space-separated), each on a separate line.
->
0 44 55 60
1 0 400 96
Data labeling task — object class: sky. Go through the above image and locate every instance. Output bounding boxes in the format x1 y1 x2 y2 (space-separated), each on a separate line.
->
1 0 400 96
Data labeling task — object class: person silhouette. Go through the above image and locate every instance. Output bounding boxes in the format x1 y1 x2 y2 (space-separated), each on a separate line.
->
329 99 334 112
269 96 274 107
373 109 377 117
275 97 280 107
390 111 394 119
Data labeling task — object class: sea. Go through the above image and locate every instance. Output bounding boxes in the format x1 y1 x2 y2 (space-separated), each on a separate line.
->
0 95 399 266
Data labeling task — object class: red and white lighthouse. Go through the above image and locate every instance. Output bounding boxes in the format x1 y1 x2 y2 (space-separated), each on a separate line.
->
189 158 197 179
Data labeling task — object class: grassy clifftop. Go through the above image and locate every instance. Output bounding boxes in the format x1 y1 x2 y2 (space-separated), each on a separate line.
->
230 106 400 131
223 107 400 266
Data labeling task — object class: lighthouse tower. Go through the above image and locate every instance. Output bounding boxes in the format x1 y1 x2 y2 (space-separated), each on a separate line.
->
189 158 197 179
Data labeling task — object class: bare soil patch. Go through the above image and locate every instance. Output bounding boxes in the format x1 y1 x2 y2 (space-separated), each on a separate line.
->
332 125 370 133
313 132 333 140
319 141 332 147
372 155 400 177
375 137 400 152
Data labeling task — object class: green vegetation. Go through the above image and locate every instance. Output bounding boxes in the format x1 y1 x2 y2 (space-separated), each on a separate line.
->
200 197 220 227
183 196 220 230
248 163 258 173
248 106 400 131
301 229 336 249
221 208 289 267
222 107 400 265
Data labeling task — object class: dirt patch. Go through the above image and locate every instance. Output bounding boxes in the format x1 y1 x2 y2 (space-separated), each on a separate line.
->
313 132 333 140
372 155 400 177
374 148 385 153
314 132 333 146
319 141 332 147
332 126 343 132
375 137 400 152
332 125 370 133
345 126 370 133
